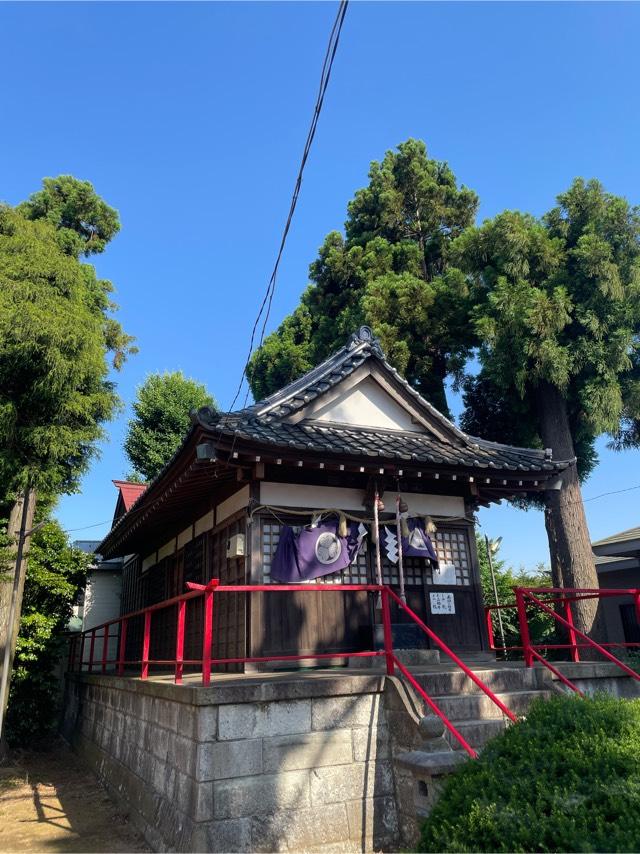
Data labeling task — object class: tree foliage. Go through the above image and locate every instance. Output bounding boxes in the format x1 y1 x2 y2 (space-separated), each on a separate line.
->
476 533 556 656
420 694 640 852
0 176 134 509
5 522 91 745
18 174 120 258
0 176 133 738
456 182 640 448
124 371 217 482
455 181 640 609
461 373 599 488
247 139 478 416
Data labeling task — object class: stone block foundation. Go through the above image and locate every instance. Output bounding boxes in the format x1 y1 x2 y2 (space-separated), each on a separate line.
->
61 673 421 852
61 662 640 851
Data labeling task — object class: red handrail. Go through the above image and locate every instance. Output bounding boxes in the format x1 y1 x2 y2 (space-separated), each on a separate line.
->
391 655 478 758
520 589 640 681
529 649 585 697
483 587 640 692
485 588 640 657
385 587 518 724
67 580 520 758
69 581 387 679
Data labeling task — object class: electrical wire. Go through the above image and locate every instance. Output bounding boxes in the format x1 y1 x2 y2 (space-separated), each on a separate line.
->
63 519 113 533
254 0 348 355
582 483 640 503
216 0 349 458
492 481 640 506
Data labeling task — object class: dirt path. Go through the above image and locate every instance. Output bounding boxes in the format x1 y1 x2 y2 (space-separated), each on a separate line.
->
0 744 148 853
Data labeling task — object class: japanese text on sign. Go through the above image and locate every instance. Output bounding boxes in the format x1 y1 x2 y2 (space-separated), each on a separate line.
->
430 591 455 614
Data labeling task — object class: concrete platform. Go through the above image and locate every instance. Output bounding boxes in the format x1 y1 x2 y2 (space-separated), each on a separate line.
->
92 656 640 695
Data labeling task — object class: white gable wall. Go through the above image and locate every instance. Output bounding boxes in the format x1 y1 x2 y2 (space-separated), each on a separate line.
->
303 375 425 432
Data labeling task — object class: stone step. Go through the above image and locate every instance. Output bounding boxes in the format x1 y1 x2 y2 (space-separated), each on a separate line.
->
428 689 551 721
413 666 547 697
446 717 509 751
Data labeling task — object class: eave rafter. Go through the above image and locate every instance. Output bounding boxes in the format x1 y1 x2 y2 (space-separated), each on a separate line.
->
222 442 553 494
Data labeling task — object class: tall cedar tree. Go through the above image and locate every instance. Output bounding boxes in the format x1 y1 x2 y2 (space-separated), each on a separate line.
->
247 140 478 417
454 181 640 637
0 177 134 740
124 371 217 482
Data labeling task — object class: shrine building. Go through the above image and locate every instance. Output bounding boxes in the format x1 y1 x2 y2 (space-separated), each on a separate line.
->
97 326 571 668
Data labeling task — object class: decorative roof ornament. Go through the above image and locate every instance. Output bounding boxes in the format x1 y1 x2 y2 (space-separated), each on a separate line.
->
191 405 219 426
348 326 384 357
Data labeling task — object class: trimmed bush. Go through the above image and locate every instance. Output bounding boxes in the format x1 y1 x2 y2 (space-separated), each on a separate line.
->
419 694 640 852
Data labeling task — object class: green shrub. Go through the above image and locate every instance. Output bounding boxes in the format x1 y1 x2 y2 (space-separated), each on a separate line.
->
419 694 640 852
6 521 90 745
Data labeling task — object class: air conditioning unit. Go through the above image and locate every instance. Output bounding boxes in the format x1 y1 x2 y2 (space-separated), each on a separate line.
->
227 533 245 559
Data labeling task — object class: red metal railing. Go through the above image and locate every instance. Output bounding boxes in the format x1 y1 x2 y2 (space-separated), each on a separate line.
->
484 587 640 694
67 580 520 759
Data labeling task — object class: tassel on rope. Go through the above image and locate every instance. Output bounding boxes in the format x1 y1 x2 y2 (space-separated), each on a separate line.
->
424 515 437 534
338 512 348 538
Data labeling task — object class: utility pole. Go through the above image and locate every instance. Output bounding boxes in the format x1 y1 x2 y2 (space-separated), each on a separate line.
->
0 485 38 756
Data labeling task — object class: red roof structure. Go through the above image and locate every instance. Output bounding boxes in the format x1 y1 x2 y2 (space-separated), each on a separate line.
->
112 480 147 524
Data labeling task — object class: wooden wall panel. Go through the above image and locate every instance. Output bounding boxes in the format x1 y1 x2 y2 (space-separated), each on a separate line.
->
210 516 246 673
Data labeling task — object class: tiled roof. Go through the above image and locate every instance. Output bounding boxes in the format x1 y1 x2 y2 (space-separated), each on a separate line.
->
592 525 640 549
204 412 561 473
198 327 572 475
594 554 640 574
98 328 574 557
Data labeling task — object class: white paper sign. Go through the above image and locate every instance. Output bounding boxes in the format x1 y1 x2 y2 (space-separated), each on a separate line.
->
430 592 455 614
433 562 456 585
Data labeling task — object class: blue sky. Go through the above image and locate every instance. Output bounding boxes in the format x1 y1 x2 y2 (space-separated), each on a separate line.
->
2 1 639 570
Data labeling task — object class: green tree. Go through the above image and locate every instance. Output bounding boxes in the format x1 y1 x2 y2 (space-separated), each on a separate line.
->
0 176 133 745
247 139 478 416
461 373 599 488
476 533 556 657
18 174 120 258
0 207 133 505
5 521 91 745
456 181 640 637
124 371 217 482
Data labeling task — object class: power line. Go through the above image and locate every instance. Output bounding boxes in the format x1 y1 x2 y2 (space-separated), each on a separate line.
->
223 0 349 430
63 519 113 533
255 0 349 356
583 483 640 503
56 5 350 549
487 480 640 508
